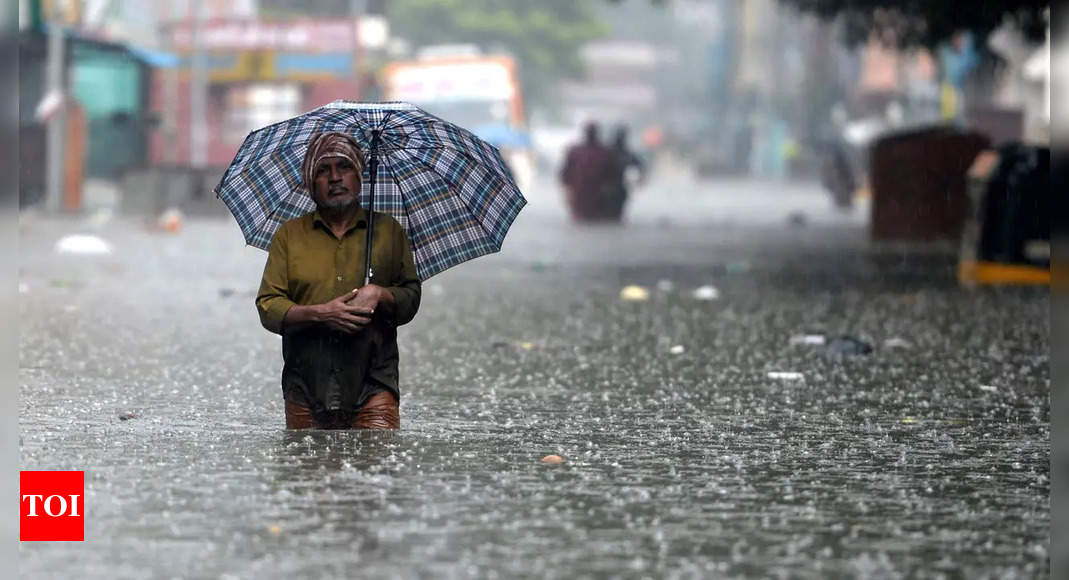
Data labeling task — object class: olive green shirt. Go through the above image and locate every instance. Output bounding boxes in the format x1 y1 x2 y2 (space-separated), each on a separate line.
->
256 208 421 414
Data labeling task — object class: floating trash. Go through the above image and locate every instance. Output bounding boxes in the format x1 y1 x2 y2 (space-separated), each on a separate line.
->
726 261 751 274
789 334 826 346
900 417 968 426
118 412 140 421
541 454 564 464
620 285 650 302
825 336 873 356
884 337 913 349
669 345 685 355
519 342 536 351
978 385 998 392
787 211 808 227
157 208 184 233
692 285 720 301
768 371 805 381
54 234 112 255
268 525 282 535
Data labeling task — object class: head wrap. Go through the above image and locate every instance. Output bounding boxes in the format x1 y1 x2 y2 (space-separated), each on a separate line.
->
301 132 366 193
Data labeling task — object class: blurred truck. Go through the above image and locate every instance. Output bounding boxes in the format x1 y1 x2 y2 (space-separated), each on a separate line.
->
382 48 534 191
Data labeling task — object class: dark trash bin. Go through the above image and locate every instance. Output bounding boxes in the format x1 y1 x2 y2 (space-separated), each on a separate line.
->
870 126 989 241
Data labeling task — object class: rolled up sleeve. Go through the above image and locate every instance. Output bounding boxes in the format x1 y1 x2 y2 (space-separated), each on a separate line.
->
256 225 296 335
386 227 421 327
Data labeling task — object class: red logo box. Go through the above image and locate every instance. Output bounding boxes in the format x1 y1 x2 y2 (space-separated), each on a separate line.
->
20 471 84 541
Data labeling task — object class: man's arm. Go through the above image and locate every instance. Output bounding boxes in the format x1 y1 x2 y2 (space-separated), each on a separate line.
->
256 226 297 335
386 230 422 326
285 290 372 334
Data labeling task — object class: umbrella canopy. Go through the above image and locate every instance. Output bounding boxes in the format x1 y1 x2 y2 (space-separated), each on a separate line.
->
214 100 527 280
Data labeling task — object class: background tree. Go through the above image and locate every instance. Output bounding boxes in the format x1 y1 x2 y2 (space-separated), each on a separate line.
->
387 0 609 107
777 0 1048 48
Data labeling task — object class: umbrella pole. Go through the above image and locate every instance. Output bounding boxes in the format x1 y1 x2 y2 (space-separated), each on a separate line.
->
363 130 381 286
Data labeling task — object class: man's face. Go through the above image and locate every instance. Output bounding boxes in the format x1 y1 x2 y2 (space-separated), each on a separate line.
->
312 156 361 211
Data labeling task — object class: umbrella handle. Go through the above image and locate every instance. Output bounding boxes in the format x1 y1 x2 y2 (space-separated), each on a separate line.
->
363 130 381 286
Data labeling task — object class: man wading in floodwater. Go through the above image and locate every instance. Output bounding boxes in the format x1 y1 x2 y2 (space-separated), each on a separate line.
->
255 132 421 429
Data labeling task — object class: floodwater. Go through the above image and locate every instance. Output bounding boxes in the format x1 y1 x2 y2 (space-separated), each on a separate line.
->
19 180 1048 578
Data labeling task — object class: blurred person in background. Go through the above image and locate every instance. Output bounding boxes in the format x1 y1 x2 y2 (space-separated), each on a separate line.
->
559 122 617 223
607 125 646 222
256 132 421 430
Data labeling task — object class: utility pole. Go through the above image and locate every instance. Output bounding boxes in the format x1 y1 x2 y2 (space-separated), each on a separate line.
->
350 0 365 99
164 0 179 166
44 0 67 211
189 0 207 169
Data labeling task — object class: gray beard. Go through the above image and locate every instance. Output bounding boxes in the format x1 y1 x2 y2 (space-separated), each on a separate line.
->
315 196 360 212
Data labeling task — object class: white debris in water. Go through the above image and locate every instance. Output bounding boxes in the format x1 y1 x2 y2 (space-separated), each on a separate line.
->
789 334 826 346
620 285 650 302
692 285 720 301
54 234 112 255
978 384 998 392
884 337 913 349
768 371 805 381
669 345 685 355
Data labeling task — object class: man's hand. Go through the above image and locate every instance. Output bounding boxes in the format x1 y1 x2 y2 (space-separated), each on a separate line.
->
347 284 386 313
317 289 374 334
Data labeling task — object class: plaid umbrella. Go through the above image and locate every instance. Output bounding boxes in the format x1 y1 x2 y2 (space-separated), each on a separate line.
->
214 101 527 281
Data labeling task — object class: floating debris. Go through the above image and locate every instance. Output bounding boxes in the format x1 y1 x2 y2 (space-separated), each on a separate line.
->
726 261 751 274
669 345 685 355
883 337 913 349
768 371 805 381
157 208 184 233
541 454 564 464
118 413 140 421
789 334 826 346
218 288 256 299
900 417 968 426
978 385 998 392
268 525 282 535
519 342 536 351
692 285 720 301
787 211 808 227
54 234 112 255
825 336 873 356
620 285 650 302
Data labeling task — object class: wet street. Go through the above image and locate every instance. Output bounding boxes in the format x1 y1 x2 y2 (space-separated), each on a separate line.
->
19 178 1049 578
